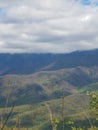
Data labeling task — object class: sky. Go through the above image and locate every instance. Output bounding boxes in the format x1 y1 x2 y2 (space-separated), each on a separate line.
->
0 0 98 53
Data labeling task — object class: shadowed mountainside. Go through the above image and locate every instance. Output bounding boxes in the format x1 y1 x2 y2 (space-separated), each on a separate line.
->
0 49 98 75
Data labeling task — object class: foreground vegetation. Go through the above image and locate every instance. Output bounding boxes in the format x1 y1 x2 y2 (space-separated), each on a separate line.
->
0 91 98 130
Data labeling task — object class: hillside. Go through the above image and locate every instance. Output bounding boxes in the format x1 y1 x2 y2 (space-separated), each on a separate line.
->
0 65 98 107
0 48 98 106
0 93 90 130
0 49 98 129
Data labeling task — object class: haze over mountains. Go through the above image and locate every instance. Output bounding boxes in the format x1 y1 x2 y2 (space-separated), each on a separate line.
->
0 49 98 75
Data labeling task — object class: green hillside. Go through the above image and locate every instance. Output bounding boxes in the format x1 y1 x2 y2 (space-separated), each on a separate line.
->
80 82 98 94
0 50 98 129
0 93 91 130
0 66 98 107
0 67 98 129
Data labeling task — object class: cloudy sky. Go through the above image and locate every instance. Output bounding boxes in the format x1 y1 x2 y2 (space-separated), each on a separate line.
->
0 0 98 53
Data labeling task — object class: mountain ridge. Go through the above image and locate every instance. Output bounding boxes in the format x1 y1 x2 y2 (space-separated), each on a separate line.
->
0 49 98 75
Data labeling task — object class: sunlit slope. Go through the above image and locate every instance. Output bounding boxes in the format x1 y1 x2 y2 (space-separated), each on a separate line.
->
0 93 90 130
1 65 98 106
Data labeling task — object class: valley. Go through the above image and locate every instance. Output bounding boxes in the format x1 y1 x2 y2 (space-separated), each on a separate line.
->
0 49 98 130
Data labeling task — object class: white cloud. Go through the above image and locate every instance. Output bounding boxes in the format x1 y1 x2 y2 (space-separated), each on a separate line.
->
0 0 98 53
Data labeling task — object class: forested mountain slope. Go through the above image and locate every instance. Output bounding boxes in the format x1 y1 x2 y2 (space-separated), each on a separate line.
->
0 49 98 75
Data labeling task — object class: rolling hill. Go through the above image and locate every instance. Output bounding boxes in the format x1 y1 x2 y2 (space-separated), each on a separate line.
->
0 49 98 107
0 49 98 129
0 65 98 107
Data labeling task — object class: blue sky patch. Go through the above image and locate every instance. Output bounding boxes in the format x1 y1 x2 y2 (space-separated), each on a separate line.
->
81 0 91 5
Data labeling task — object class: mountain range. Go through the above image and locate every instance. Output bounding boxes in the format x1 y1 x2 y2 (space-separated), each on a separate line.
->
0 49 98 106
0 49 98 75
0 49 98 129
